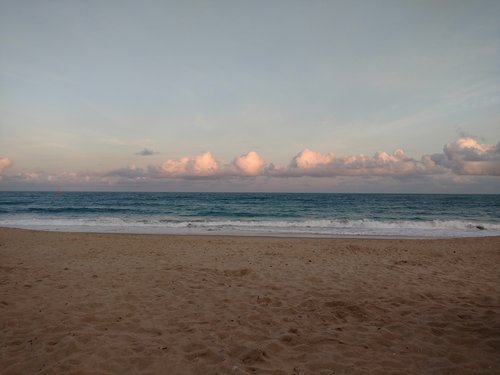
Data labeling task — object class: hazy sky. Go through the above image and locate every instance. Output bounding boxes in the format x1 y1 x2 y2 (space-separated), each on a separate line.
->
1 0 499 192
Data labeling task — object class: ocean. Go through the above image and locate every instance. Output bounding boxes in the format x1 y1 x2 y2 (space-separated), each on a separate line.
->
0 192 499 238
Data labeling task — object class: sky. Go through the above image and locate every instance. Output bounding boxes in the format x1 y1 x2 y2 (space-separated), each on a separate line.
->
0 0 499 193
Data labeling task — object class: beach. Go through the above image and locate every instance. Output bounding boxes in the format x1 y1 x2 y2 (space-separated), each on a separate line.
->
1 227 499 374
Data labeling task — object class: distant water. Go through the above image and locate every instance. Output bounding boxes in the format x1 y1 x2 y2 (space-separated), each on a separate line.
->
0 192 499 237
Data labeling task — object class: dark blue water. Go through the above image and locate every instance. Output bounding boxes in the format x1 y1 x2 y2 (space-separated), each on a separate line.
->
0 192 499 237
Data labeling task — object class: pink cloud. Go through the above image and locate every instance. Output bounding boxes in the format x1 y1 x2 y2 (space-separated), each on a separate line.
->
233 151 265 176
3 137 498 190
291 149 334 169
431 137 500 175
153 138 499 179
274 148 436 177
445 137 493 156
161 151 220 177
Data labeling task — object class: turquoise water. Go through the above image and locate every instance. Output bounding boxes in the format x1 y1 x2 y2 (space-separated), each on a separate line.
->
0 192 499 237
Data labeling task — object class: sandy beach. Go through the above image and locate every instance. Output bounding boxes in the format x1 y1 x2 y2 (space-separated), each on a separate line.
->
0 227 499 374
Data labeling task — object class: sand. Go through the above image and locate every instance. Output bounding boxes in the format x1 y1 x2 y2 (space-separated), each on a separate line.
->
0 227 499 374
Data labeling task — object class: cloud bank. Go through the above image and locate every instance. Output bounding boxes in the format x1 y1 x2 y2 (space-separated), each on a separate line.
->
1 138 498 191
275 138 498 178
273 148 438 178
128 137 497 180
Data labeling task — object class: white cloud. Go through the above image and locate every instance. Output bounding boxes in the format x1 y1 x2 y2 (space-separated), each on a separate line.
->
233 151 265 176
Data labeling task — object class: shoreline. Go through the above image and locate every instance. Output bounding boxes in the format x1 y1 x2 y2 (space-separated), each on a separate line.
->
1 225 499 240
1 227 499 374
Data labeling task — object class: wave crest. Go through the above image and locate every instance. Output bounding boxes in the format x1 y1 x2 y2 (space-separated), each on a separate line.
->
0 217 498 237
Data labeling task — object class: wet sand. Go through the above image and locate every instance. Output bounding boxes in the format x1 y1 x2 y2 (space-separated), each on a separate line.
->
1 227 499 374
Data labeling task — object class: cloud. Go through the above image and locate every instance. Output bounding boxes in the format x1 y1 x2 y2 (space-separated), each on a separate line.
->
271 148 442 178
136 148 158 156
3 137 498 192
6 170 107 185
233 151 266 176
0 158 12 176
430 137 500 176
106 164 151 179
111 137 500 181
269 137 500 178
161 151 220 177
291 149 334 169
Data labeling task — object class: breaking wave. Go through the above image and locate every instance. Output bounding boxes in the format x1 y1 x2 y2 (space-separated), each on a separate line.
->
1 216 498 237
